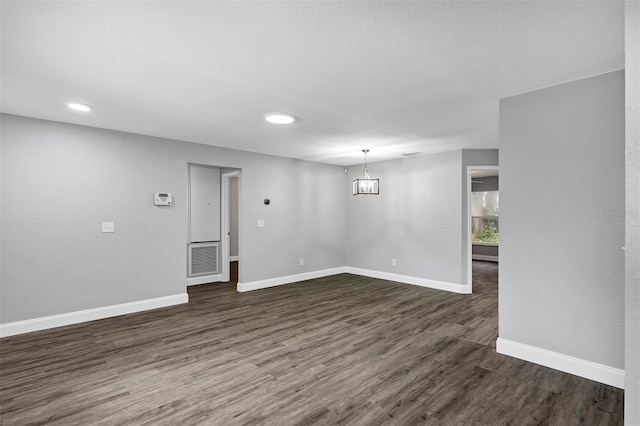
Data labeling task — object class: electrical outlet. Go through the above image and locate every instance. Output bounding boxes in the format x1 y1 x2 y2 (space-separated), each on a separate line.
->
299 258 304 266
102 222 115 233
392 258 397 266
257 219 264 228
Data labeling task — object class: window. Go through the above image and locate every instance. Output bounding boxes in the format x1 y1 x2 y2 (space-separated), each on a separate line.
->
471 191 499 244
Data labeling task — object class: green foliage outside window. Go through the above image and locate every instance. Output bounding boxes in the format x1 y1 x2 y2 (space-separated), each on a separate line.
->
476 220 499 243
471 191 499 244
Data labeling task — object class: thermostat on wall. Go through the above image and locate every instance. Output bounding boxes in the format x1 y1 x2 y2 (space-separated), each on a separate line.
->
154 193 173 206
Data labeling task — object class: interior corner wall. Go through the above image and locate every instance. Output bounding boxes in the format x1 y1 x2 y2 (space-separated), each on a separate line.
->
345 150 463 285
499 70 625 370
0 114 347 324
625 0 640 421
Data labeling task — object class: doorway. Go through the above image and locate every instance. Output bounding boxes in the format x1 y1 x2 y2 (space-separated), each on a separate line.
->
466 166 499 292
221 171 240 283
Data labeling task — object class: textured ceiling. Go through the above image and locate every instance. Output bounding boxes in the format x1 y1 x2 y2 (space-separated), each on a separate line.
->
0 1 624 166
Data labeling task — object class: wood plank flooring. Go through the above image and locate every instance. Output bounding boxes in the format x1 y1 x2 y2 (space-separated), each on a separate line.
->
0 262 624 425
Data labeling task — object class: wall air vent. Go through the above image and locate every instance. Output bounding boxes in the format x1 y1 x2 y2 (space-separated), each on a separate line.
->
188 242 220 277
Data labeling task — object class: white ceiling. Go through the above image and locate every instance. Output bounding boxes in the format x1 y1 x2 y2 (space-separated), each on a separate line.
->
0 1 624 166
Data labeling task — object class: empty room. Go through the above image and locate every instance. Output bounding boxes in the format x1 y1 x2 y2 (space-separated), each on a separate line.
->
1 1 638 425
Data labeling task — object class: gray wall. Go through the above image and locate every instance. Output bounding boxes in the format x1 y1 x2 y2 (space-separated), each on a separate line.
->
345 149 497 285
499 70 625 368
472 245 498 258
471 175 499 192
230 176 239 258
346 150 463 284
0 114 347 323
625 0 640 421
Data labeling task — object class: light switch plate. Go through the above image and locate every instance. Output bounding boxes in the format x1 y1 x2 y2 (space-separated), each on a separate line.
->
102 222 115 233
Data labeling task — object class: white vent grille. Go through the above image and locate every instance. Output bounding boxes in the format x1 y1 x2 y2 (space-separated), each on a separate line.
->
188 242 220 277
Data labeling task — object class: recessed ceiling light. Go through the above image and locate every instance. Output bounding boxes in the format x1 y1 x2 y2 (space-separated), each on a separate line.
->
67 102 92 112
265 113 295 124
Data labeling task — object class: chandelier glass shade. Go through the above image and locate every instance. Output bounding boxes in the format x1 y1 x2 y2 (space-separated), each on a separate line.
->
352 149 379 195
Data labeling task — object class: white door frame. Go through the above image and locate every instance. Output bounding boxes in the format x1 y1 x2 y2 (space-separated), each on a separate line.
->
221 170 240 282
466 166 499 290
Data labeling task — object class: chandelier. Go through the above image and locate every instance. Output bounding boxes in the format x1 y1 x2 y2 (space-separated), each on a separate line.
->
352 149 379 195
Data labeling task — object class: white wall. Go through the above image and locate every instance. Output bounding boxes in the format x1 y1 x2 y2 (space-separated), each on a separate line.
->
0 114 347 323
625 0 640 422
499 71 625 373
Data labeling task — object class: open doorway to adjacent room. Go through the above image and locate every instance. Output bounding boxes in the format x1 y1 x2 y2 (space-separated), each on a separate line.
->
221 170 240 284
466 166 499 294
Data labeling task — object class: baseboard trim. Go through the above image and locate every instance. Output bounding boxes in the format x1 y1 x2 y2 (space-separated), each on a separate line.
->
345 267 470 294
237 266 469 294
237 267 347 292
229 256 239 262
187 274 223 286
496 338 624 389
472 254 499 262
0 293 189 338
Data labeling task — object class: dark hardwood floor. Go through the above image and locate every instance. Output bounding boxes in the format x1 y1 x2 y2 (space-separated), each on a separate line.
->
0 261 623 425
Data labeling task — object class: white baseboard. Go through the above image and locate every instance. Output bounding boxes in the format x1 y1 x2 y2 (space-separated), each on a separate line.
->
237 266 469 294
345 267 471 294
472 254 499 262
237 267 347 292
229 256 239 262
187 274 223 286
0 293 189 338
496 338 624 389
